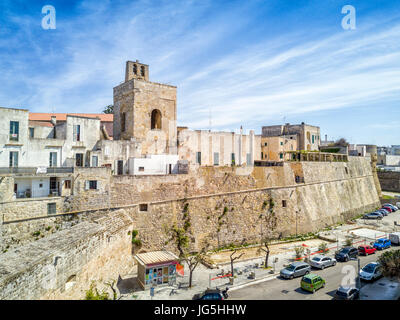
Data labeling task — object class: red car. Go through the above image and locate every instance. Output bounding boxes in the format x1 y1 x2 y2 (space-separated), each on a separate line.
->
358 245 377 256
382 206 393 212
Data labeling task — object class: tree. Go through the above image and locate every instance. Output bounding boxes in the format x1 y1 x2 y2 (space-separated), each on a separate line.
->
103 105 113 114
258 238 271 268
331 137 349 147
230 249 245 277
378 249 400 279
258 196 278 268
165 202 209 288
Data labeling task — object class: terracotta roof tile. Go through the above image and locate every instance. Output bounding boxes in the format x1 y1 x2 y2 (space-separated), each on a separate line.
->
29 113 113 122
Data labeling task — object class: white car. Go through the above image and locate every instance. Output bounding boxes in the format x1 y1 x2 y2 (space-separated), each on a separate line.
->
309 255 337 269
359 262 382 281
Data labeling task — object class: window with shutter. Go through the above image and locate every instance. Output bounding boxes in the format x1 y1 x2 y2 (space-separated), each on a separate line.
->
213 152 219 166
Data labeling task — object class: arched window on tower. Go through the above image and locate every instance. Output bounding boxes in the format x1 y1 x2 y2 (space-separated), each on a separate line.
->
151 109 162 129
133 64 137 75
141 66 145 77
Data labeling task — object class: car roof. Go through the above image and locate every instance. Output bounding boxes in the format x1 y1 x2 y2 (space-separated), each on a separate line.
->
291 261 309 266
303 273 320 279
364 262 379 267
337 286 355 293
203 289 221 295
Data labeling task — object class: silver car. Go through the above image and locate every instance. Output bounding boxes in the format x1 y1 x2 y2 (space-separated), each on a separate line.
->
309 255 337 270
280 262 311 279
359 262 382 281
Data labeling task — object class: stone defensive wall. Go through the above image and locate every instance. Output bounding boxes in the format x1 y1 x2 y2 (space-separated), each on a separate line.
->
0 210 135 300
377 170 400 192
1 157 380 250
0 157 381 299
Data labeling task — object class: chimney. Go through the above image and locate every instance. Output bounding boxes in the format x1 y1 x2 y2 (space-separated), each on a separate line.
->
50 116 57 126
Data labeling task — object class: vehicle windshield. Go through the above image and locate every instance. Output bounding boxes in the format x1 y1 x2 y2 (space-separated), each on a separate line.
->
340 248 350 254
286 264 296 271
362 264 376 273
336 290 348 297
312 257 321 261
377 239 384 243
302 277 312 284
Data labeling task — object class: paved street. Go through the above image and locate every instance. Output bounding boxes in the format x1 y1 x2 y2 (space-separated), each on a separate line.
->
229 250 387 300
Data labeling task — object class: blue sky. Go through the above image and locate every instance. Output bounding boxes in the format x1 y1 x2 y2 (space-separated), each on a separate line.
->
1 0 400 145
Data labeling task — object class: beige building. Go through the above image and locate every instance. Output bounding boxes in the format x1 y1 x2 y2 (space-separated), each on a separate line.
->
261 135 297 161
262 122 320 151
177 128 261 167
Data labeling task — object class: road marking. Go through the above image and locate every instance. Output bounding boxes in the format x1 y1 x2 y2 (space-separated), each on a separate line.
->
229 274 278 291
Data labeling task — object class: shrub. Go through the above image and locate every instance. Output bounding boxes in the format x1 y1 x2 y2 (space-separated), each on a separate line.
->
378 249 400 279
85 283 109 300
345 237 353 247
131 230 142 246
318 242 329 255
294 246 305 259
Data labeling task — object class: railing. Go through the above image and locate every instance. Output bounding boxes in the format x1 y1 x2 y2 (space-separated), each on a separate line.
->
46 167 74 174
0 167 74 174
15 188 60 199
0 167 37 174
254 161 284 167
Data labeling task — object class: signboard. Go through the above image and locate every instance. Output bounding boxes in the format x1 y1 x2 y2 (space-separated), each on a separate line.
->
176 263 184 276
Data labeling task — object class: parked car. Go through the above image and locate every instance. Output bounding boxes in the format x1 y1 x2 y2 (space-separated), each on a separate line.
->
363 212 383 220
358 245 377 256
300 274 325 293
382 203 398 211
376 209 389 216
335 247 358 262
359 262 382 282
382 206 393 213
309 255 337 269
373 238 391 250
389 232 400 245
280 262 311 279
192 288 226 300
334 286 360 300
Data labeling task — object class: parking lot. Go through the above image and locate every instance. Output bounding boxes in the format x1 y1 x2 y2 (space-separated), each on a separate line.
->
229 248 394 300
121 204 400 300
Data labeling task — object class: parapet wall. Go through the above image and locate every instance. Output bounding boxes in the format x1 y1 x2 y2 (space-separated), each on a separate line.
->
377 171 400 192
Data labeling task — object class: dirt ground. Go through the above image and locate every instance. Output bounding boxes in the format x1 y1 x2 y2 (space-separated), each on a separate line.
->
208 238 331 264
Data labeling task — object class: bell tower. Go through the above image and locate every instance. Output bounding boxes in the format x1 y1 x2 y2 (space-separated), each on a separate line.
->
113 60 178 155
125 60 149 82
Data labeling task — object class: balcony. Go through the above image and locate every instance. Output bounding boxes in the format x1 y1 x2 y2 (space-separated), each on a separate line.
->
0 167 74 175
15 188 60 199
